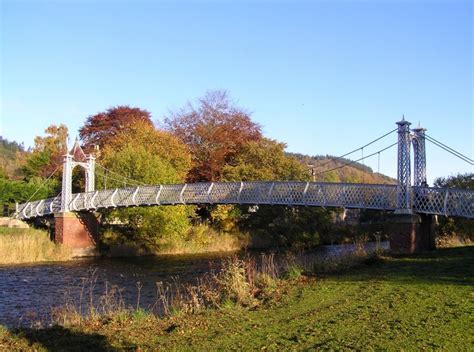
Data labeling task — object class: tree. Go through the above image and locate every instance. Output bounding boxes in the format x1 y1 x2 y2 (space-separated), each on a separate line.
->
164 90 262 181
98 121 193 249
221 138 331 248
100 120 191 183
0 177 58 205
223 138 311 182
22 124 68 180
79 106 154 151
433 173 474 242
434 173 473 189
0 136 26 180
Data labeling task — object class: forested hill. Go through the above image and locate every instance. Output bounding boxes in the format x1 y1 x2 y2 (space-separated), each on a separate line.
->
0 136 26 180
288 152 396 184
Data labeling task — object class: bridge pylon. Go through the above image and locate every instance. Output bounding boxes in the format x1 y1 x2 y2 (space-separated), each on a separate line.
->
412 125 427 187
60 139 96 212
390 119 435 254
395 117 412 214
56 140 98 256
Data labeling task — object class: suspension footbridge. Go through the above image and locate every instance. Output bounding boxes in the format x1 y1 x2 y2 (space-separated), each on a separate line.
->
12 119 474 254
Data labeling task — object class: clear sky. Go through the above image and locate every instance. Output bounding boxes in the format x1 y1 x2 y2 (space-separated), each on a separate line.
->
1 0 472 184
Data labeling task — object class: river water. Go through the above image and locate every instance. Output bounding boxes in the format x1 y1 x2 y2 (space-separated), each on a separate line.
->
0 242 388 328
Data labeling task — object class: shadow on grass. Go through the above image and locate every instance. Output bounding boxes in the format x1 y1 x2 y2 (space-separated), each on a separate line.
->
335 246 474 286
13 325 118 352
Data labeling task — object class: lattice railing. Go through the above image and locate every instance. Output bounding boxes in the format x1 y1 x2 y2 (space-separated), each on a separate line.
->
16 194 62 219
14 182 474 220
413 186 474 218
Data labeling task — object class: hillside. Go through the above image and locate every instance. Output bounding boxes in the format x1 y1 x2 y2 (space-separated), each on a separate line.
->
289 152 396 184
0 136 26 180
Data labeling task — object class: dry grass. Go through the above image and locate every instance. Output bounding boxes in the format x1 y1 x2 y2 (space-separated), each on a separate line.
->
2 247 472 351
50 248 379 328
50 253 285 327
0 228 72 264
156 224 244 255
436 235 473 248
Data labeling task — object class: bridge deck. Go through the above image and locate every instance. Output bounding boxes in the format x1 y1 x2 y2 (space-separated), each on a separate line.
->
15 182 474 219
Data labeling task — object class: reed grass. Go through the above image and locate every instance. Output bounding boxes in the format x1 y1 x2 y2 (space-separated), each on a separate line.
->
0 228 71 264
50 246 382 328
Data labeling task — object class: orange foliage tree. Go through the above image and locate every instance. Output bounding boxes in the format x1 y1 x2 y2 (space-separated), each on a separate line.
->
164 90 262 182
22 124 68 179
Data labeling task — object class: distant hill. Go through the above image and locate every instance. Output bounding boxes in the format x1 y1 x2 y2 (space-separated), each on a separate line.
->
0 136 27 180
288 152 396 184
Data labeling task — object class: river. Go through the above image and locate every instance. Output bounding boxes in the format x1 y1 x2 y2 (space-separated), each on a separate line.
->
0 242 388 328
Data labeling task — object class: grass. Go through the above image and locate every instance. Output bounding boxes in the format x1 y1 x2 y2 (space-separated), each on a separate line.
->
100 224 243 257
0 227 72 264
1 246 472 351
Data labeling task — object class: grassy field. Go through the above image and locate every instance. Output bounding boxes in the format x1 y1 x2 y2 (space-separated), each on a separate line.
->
1 246 473 351
0 227 71 264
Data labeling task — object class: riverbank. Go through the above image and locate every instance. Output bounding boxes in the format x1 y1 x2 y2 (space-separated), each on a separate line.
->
100 224 244 257
1 246 472 350
0 228 71 264
0 225 243 264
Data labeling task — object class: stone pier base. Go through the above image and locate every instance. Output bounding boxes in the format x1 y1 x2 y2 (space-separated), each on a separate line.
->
387 213 436 254
54 212 99 257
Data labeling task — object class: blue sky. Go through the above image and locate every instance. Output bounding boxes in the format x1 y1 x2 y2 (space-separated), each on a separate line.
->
1 0 472 183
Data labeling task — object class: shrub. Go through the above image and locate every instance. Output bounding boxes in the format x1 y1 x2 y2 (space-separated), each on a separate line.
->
284 264 304 280
217 257 254 306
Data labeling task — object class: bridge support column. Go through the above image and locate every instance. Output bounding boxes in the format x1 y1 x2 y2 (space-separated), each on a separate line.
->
54 212 99 257
387 213 436 254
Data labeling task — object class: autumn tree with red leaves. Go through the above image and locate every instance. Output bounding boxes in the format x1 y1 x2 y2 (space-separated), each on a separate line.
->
164 90 262 182
79 105 153 151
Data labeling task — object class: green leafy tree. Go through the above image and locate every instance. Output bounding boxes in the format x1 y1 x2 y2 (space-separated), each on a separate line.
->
223 138 309 182
323 170 339 183
99 121 193 249
4 125 67 208
434 173 473 189
222 138 332 247
0 177 58 213
433 173 474 242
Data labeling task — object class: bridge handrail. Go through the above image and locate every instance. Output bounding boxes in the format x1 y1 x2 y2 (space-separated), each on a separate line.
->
413 186 474 219
14 182 474 220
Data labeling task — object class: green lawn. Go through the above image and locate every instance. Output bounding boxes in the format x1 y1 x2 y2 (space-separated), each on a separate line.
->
2 246 473 351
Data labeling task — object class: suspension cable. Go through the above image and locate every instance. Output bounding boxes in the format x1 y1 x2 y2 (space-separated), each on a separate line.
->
12 166 60 217
423 134 473 165
316 128 397 169
377 152 380 173
314 142 397 177
95 163 147 186
95 167 146 187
